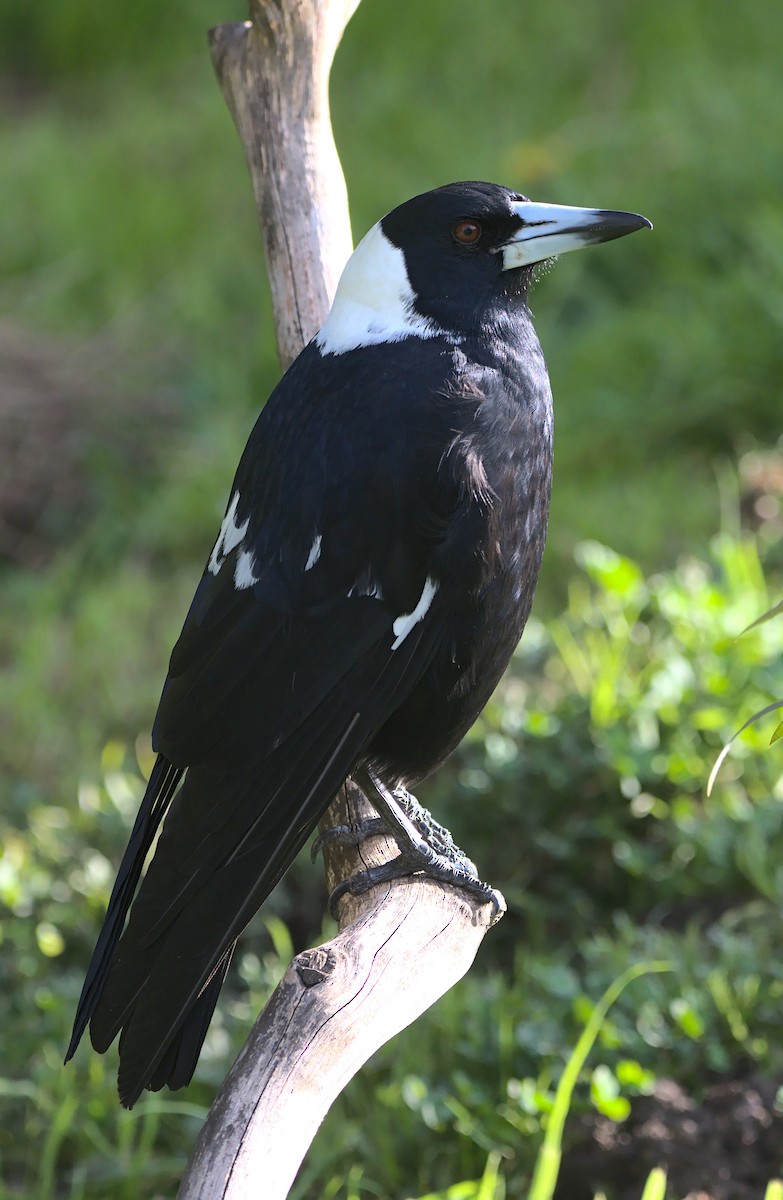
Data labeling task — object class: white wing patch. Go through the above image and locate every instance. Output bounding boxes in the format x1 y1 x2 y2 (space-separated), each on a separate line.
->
208 491 249 577
305 535 322 571
234 549 258 590
316 223 460 356
350 579 385 600
391 577 438 650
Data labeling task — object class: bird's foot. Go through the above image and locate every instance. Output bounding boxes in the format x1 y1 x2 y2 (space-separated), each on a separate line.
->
328 847 506 923
326 771 505 925
392 785 475 867
312 793 466 865
311 817 386 861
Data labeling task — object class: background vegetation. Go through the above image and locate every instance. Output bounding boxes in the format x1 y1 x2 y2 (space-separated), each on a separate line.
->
1 0 781 1196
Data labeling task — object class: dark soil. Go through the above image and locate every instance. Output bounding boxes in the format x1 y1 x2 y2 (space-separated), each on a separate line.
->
555 1077 783 1200
0 320 173 566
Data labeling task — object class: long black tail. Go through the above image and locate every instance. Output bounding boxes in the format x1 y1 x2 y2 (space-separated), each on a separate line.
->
65 756 183 1064
77 703 371 1107
66 610 441 1107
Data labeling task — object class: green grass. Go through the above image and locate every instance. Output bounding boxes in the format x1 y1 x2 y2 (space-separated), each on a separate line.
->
3 0 783 575
2 0 783 1195
4 529 780 1197
526 963 672 1200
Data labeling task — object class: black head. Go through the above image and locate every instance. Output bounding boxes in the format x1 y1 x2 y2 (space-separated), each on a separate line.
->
382 182 534 324
381 180 650 333
316 181 650 355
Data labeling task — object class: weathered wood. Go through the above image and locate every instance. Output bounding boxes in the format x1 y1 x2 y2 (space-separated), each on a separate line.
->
178 784 499 1200
209 0 360 368
178 4 504 1196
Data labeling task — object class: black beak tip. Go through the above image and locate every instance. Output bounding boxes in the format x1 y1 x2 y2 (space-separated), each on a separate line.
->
588 209 653 244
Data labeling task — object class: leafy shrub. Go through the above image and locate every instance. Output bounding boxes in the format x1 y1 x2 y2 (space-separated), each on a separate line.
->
426 533 783 943
3 530 780 1197
3 0 783 1190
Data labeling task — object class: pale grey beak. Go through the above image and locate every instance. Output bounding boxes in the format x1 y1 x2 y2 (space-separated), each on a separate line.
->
502 200 652 269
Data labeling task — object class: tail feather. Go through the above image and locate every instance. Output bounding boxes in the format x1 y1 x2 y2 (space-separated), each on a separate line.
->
90 706 371 1105
131 687 354 959
72 614 444 1106
122 945 235 1105
65 757 183 1063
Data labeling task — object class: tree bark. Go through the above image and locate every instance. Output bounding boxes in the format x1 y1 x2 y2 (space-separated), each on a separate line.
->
208 0 359 368
178 4 503 1196
178 790 499 1200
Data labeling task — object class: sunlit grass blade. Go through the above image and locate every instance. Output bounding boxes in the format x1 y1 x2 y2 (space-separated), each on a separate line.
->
477 1149 504 1200
764 1181 783 1200
707 700 783 795
38 1092 79 1200
639 1167 667 1200
527 961 672 1200
737 599 783 637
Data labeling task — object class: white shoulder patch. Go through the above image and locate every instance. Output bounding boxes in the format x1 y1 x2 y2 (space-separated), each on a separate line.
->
234 549 258 590
208 491 249 576
304 534 322 571
316 223 459 356
391 577 438 650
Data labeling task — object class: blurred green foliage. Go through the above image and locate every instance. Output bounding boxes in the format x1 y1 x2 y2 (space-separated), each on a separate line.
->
3 0 783 573
2 0 783 1196
3 535 781 1197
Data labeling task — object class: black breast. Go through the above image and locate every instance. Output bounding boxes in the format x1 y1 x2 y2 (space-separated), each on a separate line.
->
365 315 553 785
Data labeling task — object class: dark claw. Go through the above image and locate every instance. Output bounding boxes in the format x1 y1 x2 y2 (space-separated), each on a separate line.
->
328 856 506 924
311 818 387 861
325 770 505 924
328 859 405 916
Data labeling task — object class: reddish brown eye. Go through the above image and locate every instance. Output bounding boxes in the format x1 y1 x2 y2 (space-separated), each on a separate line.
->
452 219 482 245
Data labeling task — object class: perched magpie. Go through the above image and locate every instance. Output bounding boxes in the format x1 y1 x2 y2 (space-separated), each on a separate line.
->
66 181 650 1106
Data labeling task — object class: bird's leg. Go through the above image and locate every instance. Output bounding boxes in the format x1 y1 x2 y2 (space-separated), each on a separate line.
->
391 785 473 865
326 770 505 924
313 785 470 864
312 789 460 862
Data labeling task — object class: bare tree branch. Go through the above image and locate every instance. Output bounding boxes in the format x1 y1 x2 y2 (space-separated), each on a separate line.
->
177 5 503 1195
179 782 498 1200
209 0 359 367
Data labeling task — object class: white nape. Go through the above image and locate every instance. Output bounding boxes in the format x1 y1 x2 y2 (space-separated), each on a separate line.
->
208 491 249 576
304 535 322 571
316 222 458 356
391 577 438 650
234 549 258 590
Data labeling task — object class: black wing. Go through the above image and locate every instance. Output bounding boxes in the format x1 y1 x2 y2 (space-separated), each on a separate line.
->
68 339 482 1106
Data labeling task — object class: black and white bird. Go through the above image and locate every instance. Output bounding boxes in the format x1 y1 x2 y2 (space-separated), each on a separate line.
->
66 181 650 1106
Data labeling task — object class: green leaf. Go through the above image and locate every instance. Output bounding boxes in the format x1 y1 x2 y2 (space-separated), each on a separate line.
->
640 1167 668 1200
262 915 294 964
615 1059 656 1093
527 962 672 1200
594 1094 631 1121
738 599 783 636
707 699 783 795
670 997 705 1039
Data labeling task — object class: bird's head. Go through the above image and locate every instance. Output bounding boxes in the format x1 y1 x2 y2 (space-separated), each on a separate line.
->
317 181 651 355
